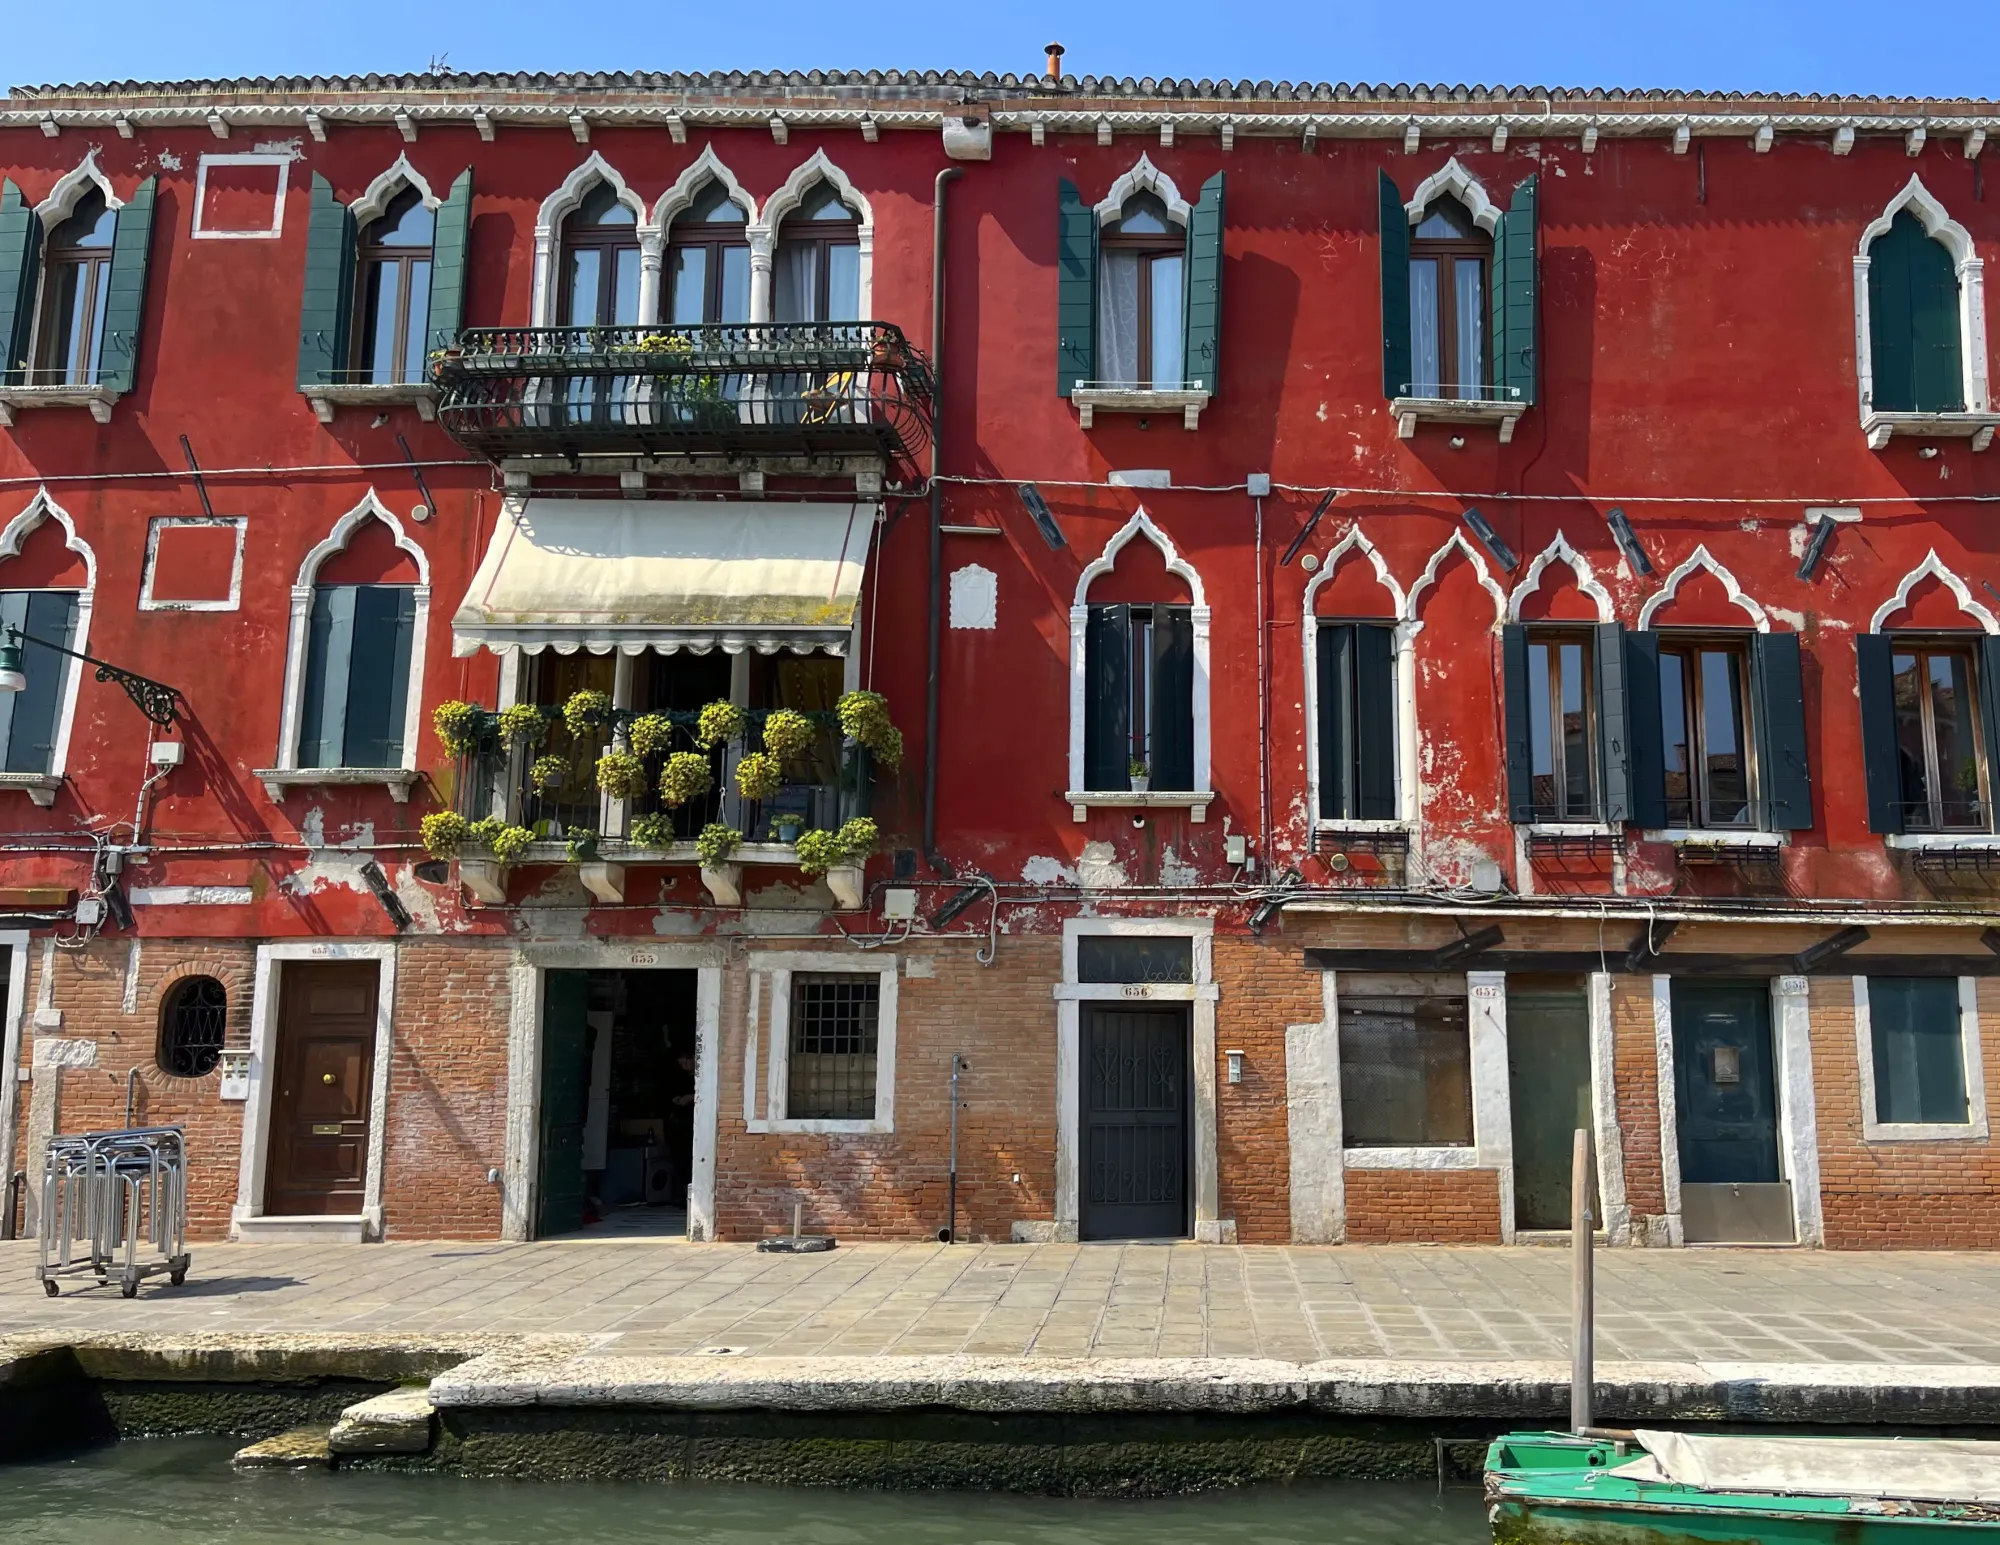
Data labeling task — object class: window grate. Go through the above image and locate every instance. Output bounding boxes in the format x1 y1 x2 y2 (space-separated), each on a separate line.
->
159 976 227 1078
788 974 879 1120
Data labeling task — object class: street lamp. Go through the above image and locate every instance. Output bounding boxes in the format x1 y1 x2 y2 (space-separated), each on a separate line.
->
0 625 186 727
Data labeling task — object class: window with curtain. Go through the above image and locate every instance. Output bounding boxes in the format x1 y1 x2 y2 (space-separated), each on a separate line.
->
559 183 641 423
1868 976 1969 1125
0 590 79 774
1407 197 1489 400
1659 640 1753 829
1082 602 1195 792
1339 991 1474 1147
666 180 750 326
296 584 416 770
32 190 116 385
1096 192 1184 389
1316 621 1396 821
353 188 434 386
773 182 859 324
1889 640 1985 832
1867 210 1964 415
1526 631 1597 821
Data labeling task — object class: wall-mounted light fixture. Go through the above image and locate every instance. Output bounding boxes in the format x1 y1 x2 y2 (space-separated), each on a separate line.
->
1604 506 1653 576
1017 484 1066 550
0 627 184 726
1461 505 1519 571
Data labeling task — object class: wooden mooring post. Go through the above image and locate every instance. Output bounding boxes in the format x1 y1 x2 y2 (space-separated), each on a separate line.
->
1571 1127 1595 1433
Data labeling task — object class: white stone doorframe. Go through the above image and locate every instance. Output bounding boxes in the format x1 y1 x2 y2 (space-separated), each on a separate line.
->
1649 973 1824 1248
500 942 725 1243
233 942 398 1240
1051 917 1227 1244
0 930 32 1207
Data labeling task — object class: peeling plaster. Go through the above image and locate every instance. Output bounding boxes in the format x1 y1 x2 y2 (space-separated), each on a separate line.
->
1077 842 1129 890
1021 855 1076 886
153 149 182 171
651 909 705 936
1159 847 1201 886
252 138 305 159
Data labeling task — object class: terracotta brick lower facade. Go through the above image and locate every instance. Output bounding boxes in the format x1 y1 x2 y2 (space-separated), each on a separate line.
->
6 913 2000 1249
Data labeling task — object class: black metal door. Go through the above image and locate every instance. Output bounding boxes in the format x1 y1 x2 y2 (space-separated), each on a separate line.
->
1673 978 1780 1185
1081 1005 1189 1240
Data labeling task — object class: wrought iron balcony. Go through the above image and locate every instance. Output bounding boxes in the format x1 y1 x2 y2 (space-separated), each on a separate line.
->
431 322 933 463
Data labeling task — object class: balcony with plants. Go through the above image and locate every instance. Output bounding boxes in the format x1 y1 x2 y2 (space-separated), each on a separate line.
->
421 688 900 908
429 322 934 465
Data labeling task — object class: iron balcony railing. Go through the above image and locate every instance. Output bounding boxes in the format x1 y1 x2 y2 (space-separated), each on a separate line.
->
431 321 934 463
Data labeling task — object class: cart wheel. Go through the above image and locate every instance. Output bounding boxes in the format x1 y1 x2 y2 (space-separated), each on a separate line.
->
43 1279 58 1297
120 1274 138 1299
169 1267 187 1287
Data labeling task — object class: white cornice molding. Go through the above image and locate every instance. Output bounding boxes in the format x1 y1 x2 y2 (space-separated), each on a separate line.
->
751 147 873 236
1302 526 1405 618
34 148 122 226
1859 174 1975 267
293 488 430 590
0 485 97 588
650 143 757 232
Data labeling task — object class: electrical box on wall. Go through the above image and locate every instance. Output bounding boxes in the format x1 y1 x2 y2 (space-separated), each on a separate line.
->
882 888 918 920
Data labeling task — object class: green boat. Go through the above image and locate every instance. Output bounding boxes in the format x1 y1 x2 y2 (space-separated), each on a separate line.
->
1486 1429 2000 1543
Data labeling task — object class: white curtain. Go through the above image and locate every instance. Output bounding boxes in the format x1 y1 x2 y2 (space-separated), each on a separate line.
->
774 243 817 322
1098 250 1140 387
1149 253 1184 388
1455 259 1484 394
1408 257 1440 397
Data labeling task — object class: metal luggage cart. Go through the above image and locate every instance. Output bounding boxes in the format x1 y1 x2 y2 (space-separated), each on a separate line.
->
37 1125 190 1299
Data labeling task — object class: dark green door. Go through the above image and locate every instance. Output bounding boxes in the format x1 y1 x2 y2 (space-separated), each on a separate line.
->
1507 986 1593 1231
535 970 591 1238
1080 1005 1189 1241
1672 979 1780 1185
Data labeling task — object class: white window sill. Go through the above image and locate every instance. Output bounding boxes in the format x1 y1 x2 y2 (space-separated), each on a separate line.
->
1862 409 1999 452
301 382 439 423
257 767 421 803
1861 1120 1992 1144
1525 821 1616 837
0 772 63 807
1343 1145 1481 1170
747 1117 892 1136
1316 818 1412 836
1643 829 1785 849
1067 789 1212 823
1391 395 1526 443
0 385 119 426
1070 385 1211 430
1883 832 2000 850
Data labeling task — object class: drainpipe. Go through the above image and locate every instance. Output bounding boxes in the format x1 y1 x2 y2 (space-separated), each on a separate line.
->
924 166 963 863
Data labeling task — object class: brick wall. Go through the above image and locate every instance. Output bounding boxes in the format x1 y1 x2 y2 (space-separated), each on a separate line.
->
1213 935 1320 1243
1609 975 1670 1241
1343 1168 1504 1242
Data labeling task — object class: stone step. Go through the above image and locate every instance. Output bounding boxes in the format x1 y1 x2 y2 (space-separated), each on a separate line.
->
328 1384 437 1455
232 1427 333 1469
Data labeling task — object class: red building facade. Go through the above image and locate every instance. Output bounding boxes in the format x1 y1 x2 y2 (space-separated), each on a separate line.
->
0 71 1997 1250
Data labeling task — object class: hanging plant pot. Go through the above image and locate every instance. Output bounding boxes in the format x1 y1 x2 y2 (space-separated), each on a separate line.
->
825 863 866 911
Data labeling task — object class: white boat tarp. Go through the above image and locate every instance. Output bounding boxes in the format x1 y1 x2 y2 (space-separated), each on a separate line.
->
1615 1430 2000 1504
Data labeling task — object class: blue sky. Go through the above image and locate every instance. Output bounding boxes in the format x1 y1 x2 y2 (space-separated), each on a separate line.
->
5 0 1986 99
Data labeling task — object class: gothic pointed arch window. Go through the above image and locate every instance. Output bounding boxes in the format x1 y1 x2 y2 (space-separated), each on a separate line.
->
1408 196 1490 401
774 180 860 324
561 181 641 328
666 180 751 326
1868 210 1964 415
353 187 435 386
31 190 116 386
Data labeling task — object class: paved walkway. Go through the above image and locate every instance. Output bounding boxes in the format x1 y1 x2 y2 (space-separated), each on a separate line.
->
9 1238 2000 1367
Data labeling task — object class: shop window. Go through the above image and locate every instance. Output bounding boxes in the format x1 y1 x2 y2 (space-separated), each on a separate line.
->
158 976 226 1078
1083 602 1195 792
1315 621 1396 820
297 584 416 769
787 973 879 1120
0 590 80 774
1867 977 1969 1125
1339 992 1473 1148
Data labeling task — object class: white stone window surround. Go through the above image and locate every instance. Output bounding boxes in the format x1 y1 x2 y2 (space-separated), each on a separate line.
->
1301 526 1416 832
501 942 724 1243
742 951 898 1135
1049 917 1228 1244
1065 505 1212 819
1853 975 1989 1143
0 930 32 1209
0 487 96 806
231 941 398 1240
138 515 247 612
746 148 873 325
1649 973 1825 1249
1867 548 2000 636
190 151 291 239
1852 175 1995 450
261 490 430 803
1636 543 1772 633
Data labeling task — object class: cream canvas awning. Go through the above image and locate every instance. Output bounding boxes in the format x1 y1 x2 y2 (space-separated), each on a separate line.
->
450 498 876 657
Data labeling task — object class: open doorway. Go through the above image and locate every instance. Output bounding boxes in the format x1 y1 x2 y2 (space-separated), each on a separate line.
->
536 969 698 1239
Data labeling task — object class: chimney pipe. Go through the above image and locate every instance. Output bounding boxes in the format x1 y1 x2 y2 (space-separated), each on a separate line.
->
1045 42 1065 81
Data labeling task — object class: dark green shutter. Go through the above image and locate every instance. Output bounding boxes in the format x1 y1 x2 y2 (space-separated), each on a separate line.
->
1056 178 1096 397
1978 637 2000 829
342 586 417 767
426 167 473 356
1379 171 1410 399
1151 606 1196 792
0 590 78 775
536 970 592 1237
97 175 156 394
298 585 358 768
1856 633 1904 835
1502 623 1534 822
1491 175 1538 404
1870 977 1968 1124
1594 622 1631 823
1182 171 1224 393
0 179 41 384
297 173 356 388
1868 211 1963 415
1317 624 1353 818
1751 631 1813 831
1083 603 1131 790
1624 630 1668 830
1355 623 1396 820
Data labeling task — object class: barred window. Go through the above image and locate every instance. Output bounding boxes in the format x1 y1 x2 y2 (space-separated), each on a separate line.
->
1339 993 1473 1147
787 974 879 1120
158 976 227 1078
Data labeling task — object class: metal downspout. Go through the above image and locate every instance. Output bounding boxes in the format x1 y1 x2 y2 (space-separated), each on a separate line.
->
924 166 962 862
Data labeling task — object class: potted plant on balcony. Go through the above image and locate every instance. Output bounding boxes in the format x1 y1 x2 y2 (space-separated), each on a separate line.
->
596 748 648 801
696 822 744 907
660 752 712 809
792 817 879 910
837 690 904 771
423 812 534 903
696 700 746 749
1129 758 1150 794
629 813 676 851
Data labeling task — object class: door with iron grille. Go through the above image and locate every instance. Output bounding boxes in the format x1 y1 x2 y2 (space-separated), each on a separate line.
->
1080 1005 1190 1240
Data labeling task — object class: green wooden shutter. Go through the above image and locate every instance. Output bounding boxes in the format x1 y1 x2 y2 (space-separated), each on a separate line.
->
1594 621 1632 823
1355 623 1397 820
1977 637 2000 831
1868 211 1963 415
1056 178 1096 397
0 179 41 384
536 970 592 1237
1083 603 1131 790
1379 171 1410 400
297 585 358 768
97 175 157 394
1502 623 1534 822
1316 623 1351 819
1855 633 1904 835
1151 606 1197 792
1624 630 1668 830
1751 631 1813 831
1 591 79 775
1491 175 1538 405
297 173 355 388
426 167 473 356
342 585 416 768
1182 171 1224 393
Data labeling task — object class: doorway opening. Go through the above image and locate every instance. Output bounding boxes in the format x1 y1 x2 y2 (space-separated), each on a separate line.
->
1671 977 1792 1244
265 961 378 1218
1506 975 1596 1233
1079 1002 1191 1242
536 968 698 1239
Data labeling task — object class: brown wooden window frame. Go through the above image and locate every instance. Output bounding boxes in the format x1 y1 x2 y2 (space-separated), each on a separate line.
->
30 189 116 386
558 184 642 328
1407 199 1492 402
351 186 434 386
773 183 860 325
1526 628 1599 823
1888 635 1990 834
1658 633 1757 831
1097 193 1186 389
664 183 751 326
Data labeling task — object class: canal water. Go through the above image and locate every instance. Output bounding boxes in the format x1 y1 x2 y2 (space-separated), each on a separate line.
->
2 1438 1486 1543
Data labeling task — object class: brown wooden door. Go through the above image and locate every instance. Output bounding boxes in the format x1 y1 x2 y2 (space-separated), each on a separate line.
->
265 961 378 1216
